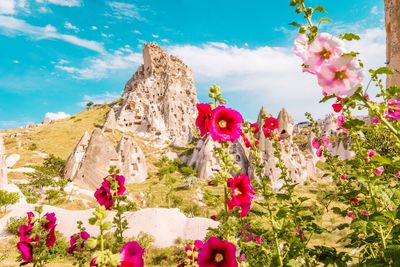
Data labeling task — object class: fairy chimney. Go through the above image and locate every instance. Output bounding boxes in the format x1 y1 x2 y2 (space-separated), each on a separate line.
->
385 0 400 86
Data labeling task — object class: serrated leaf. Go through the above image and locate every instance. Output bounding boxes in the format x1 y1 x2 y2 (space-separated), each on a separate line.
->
339 33 360 41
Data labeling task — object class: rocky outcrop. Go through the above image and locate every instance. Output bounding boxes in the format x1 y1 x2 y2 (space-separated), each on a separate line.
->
278 108 294 141
385 0 400 86
63 129 147 189
104 43 198 146
0 136 8 189
187 137 249 180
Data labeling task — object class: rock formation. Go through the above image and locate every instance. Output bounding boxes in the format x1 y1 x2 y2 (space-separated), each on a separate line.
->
0 136 8 189
63 129 147 189
385 0 400 86
104 43 198 146
187 137 249 180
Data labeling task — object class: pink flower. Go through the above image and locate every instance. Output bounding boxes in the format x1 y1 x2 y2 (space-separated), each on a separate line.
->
68 231 90 254
90 258 98 266
184 240 204 263
332 103 343 113
263 129 274 139
255 235 262 245
263 117 279 131
395 172 400 177
366 149 376 162
360 211 369 216
372 117 380 124
321 136 330 147
340 175 347 181
227 174 255 217
347 211 356 220
16 242 33 264
303 33 346 73
209 106 243 142
94 174 126 210
317 56 364 97
119 241 144 267
240 253 246 262
316 149 322 157
311 138 321 149
374 166 384 176
337 115 345 129
197 237 238 267
295 227 305 237
385 101 400 121
293 34 310 62
196 103 213 137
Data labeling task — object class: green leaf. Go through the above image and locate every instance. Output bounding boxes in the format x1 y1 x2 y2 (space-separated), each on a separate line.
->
314 6 327 13
339 33 360 41
85 237 98 249
289 21 302 28
319 95 336 103
319 17 331 23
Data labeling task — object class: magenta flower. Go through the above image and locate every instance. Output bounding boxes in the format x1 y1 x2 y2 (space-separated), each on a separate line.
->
16 241 33 264
395 172 400 177
317 56 364 97
366 149 376 162
197 237 238 267
68 231 90 254
311 138 321 149
250 123 260 134
385 101 400 121
209 106 243 143
94 174 126 210
227 174 255 217
347 211 356 220
295 227 305 237
303 33 346 73
374 166 384 176
360 211 369 216
337 115 345 129
255 235 262 245
316 149 322 157
119 241 144 267
372 117 380 124
196 103 213 137
90 257 98 266
340 175 347 181
239 253 246 262
321 136 330 147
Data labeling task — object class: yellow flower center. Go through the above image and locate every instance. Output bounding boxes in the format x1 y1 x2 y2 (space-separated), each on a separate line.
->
219 120 227 128
215 253 224 263
335 70 348 80
234 188 242 196
319 48 332 60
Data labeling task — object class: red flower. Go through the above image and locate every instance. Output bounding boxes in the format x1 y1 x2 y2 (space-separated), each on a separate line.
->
68 231 90 254
263 129 274 139
263 117 279 131
90 257 98 266
94 174 126 210
250 123 260 134
332 103 343 113
17 241 33 265
197 237 238 267
196 103 213 137
227 174 255 217
119 241 144 267
209 106 243 142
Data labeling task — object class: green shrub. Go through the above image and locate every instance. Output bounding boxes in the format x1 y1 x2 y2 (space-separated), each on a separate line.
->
0 190 19 212
6 216 27 235
28 143 38 150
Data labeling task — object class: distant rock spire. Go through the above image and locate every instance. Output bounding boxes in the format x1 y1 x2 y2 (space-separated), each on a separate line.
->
0 135 8 189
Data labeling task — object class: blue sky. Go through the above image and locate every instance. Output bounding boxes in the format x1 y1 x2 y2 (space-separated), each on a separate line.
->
0 0 385 129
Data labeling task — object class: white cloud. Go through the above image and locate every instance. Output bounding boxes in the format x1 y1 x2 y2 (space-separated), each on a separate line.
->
44 111 70 121
0 0 15 14
37 0 81 7
151 34 159 38
0 15 105 53
56 45 142 79
106 2 142 21
80 92 120 106
38 6 51 13
91 26 97 30
370 6 378 16
12 59 19 63
133 29 141 35
64 21 79 32
161 38 169 43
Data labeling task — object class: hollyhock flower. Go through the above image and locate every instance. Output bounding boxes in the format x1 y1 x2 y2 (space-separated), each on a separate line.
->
374 166 384 176
43 212 57 248
210 214 217 221
340 175 347 181
119 241 145 267
372 117 380 124
196 103 213 136
246 233 253 242
239 253 246 262
316 149 322 158
350 197 359 204
303 33 346 73
46 227 57 248
395 172 400 177
311 138 321 149
197 237 238 267
366 149 376 162
17 241 33 264
332 103 343 113
19 224 33 243
263 117 279 131
250 123 260 134
240 132 252 148
293 33 309 61
227 174 255 217
94 175 126 210
360 211 369 216
321 136 330 147
385 101 400 121
347 211 356 220
317 56 364 97
337 115 345 129
209 106 243 142
263 128 274 139
90 258 98 267
295 227 305 237
255 236 262 245
68 231 90 254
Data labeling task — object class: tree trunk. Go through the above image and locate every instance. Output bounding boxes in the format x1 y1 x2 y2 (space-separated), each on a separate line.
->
385 0 400 86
